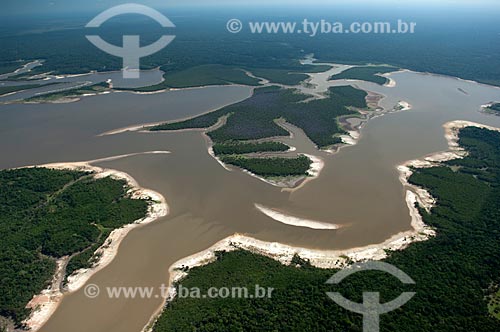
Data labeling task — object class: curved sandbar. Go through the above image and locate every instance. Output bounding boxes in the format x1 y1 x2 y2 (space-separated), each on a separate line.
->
143 120 500 331
254 204 341 230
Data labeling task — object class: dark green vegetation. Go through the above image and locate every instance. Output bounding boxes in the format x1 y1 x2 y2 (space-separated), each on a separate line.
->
3 9 500 87
249 68 308 86
220 155 312 177
127 65 261 91
126 65 332 92
153 126 500 331
489 287 500 320
0 168 148 324
487 103 500 114
0 61 27 75
151 85 367 149
248 66 331 86
151 85 366 177
25 82 109 102
329 66 397 85
0 84 42 96
212 142 289 156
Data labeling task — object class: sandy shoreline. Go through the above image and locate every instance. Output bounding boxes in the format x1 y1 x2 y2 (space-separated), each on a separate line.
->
382 75 397 87
143 120 500 331
143 189 434 330
397 120 500 214
21 152 169 331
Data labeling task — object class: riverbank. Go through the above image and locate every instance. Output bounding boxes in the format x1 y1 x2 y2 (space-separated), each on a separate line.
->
143 120 500 332
397 120 500 214
21 155 169 332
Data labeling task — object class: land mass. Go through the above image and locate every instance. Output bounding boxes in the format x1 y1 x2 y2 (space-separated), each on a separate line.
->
0 167 152 330
151 125 500 331
149 85 369 180
329 66 398 85
24 82 110 103
485 103 500 115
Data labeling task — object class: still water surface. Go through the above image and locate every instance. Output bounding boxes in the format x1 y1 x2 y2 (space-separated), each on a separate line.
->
1 69 500 332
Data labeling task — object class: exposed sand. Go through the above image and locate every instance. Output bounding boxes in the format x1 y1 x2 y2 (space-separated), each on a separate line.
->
21 152 169 331
254 204 341 230
396 101 412 111
144 193 435 330
398 120 500 214
383 77 397 88
144 120 500 332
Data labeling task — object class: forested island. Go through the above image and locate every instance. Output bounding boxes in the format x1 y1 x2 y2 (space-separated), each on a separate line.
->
212 142 289 156
152 126 500 331
486 103 500 115
219 155 312 177
0 167 149 328
150 85 367 177
329 66 397 85
24 82 110 103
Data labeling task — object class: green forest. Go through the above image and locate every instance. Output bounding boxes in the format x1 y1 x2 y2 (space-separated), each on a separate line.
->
487 103 500 114
2 12 500 87
329 66 397 85
212 142 289 156
150 85 366 177
0 168 149 325
153 126 500 331
3 8 500 87
151 85 367 149
220 155 312 177
25 82 110 102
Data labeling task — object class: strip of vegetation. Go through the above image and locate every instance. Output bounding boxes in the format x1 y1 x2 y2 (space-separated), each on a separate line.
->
24 82 109 102
246 65 331 86
219 155 312 177
121 65 261 92
489 287 500 320
0 84 42 96
0 60 28 75
151 85 367 149
122 63 334 92
486 103 500 114
212 142 289 156
329 66 397 85
153 126 500 331
0 168 149 326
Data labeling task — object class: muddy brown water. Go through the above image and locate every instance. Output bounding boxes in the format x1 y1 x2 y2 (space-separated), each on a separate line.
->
1 69 500 332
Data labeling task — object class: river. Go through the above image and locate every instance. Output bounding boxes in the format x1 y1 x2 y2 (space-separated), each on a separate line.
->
1 65 500 332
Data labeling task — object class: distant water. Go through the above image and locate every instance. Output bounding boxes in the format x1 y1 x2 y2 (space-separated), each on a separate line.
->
0 67 164 102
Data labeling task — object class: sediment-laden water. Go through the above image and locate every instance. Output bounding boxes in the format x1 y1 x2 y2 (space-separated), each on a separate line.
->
1 66 500 332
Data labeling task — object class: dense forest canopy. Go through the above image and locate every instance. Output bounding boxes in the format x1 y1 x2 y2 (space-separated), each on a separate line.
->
153 126 500 331
1 9 499 86
151 85 367 149
487 103 500 114
329 66 397 85
0 168 148 325
150 85 367 177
